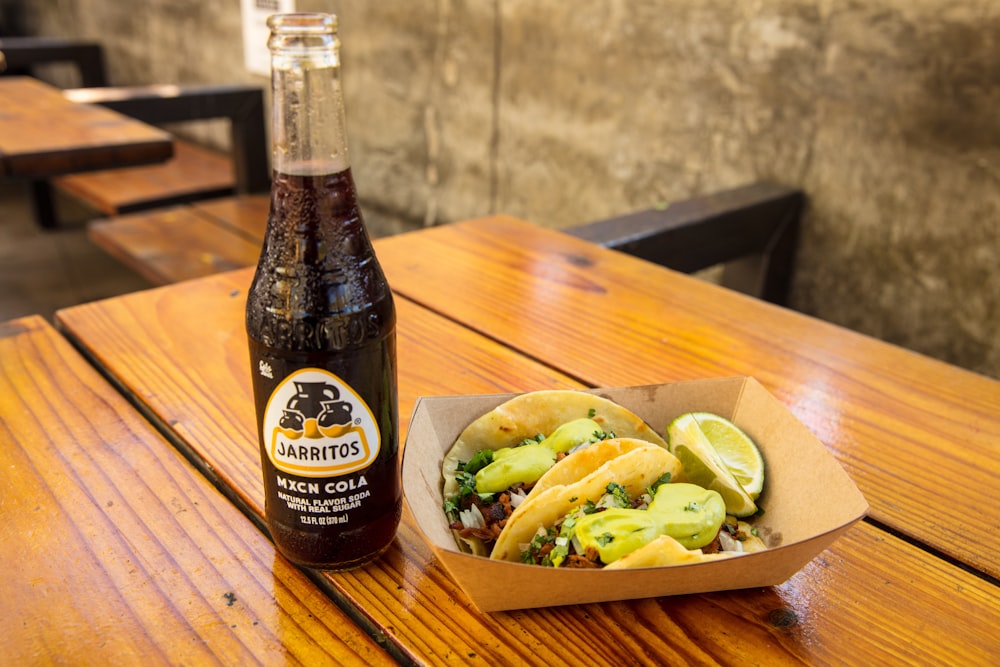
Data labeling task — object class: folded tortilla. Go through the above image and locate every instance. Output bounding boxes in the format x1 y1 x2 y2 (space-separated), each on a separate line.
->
442 390 667 501
528 437 658 496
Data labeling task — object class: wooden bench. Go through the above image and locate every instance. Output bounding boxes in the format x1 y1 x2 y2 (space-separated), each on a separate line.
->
88 194 269 285
32 83 270 227
88 184 804 304
54 138 235 215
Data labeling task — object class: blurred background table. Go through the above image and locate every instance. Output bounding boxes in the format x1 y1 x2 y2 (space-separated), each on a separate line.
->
47 215 999 665
0 76 172 179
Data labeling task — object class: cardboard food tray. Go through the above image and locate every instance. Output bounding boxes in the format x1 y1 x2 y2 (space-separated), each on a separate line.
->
401 377 868 612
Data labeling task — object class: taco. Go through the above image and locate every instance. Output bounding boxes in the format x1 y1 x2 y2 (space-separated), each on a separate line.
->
491 441 684 562
442 390 667 555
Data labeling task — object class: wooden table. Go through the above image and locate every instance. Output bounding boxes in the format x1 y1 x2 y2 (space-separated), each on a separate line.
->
7 215 996 664
0 76 172 179
0 317 394 665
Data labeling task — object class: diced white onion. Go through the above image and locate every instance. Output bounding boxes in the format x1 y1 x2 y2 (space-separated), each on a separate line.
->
718 531 743 553
555 536 569 547
459 504 485 529
509 489 527 508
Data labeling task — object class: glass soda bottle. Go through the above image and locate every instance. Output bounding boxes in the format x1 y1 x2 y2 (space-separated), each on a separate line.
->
245 13 401 569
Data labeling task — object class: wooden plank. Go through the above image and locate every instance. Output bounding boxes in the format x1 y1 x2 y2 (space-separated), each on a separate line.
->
0 316 392 666
86 194 268 285
88 204 260 285
373 215 1000 580
0 77 172 178
191 193 270 241
54 139 235 215
55 269 1000 665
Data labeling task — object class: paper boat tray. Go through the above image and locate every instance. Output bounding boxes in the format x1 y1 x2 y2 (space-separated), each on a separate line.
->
401 377 868 612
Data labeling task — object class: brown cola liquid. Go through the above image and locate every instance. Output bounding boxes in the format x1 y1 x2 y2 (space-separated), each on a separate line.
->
246 168 401 570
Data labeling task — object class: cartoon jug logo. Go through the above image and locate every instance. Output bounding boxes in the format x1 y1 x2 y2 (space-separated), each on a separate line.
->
262 368 380 478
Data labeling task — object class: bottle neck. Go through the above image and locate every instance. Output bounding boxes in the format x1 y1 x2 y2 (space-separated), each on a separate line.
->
268 13 350 176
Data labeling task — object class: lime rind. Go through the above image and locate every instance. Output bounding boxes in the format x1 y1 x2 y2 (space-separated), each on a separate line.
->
666 414 758 518
688 411 765 500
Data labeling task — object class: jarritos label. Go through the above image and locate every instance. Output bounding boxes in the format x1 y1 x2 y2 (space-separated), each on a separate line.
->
262 368 380 478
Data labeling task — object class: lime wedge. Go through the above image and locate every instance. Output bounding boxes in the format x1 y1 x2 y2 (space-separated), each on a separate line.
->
687 412 764 500
667 413 759 517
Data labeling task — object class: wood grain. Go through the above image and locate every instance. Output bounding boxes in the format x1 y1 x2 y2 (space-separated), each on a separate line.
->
87 194 269 286
55 139 234 215
0 77 172 178
88 204 261 285
190 193 270 241
55 267 999 665
0 316 393 666
374 215 1000 580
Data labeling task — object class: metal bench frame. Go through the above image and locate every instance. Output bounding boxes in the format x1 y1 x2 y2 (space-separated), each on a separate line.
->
0 36 108 87
65 84 269 197
567 183 805 305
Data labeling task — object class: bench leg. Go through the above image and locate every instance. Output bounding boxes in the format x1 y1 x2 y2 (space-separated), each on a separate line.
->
720 194 802 305
27 180 60 229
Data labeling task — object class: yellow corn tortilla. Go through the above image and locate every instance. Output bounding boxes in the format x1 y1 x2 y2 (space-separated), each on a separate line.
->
490 443 683 561
442 390 667 502
529 437 658 496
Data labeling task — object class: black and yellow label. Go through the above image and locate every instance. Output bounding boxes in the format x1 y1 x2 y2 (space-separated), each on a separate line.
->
262 368 380 478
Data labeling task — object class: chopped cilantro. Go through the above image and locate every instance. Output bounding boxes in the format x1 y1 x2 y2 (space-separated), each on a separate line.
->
545 546 567 567
463 449 494 475
455 470 477 498
517 433 546 447
595 532 615 546
646 472 672 497
592 429 615 441
588 408 597 418
521 526 561 565
443 497 460 519
605 482 630 507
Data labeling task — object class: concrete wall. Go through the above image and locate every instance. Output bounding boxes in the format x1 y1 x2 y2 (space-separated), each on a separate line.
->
7 1 999 379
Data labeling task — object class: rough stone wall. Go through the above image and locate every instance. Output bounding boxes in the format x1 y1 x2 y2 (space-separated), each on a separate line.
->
9 0 999 379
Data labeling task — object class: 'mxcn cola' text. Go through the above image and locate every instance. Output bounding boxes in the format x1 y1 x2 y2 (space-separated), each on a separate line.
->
276 473 368 495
